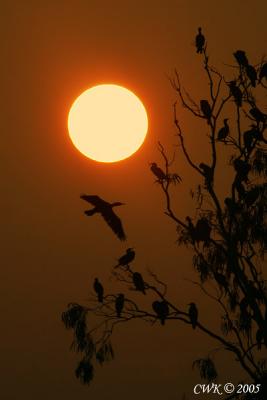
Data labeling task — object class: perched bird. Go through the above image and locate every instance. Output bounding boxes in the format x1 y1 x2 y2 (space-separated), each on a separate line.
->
249 107 267 123
217 118 229 141
186 216 196 242
233 159 251 182
233 50 248 67
150 162 167 182
152 300 169 325
188 302 198 329
195 218 211 243
259 62 267 83
115 293 125 317
80 195 126 241
243 125 260 153
228 81 242 107
115 248 135 268
214 271 228 292
244 186 260 207
93 278 104 303
200 100 212 123
199 163 213 186
195 27 205 54
245 64 257 87
132 272 146 294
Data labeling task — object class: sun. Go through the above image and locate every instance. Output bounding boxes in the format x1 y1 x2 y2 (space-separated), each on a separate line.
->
67 84 148 162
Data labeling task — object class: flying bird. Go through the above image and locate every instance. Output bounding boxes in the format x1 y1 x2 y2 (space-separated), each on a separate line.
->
188 302 198 329
200 100 212 123
150 162 167 182
152 300 169 325
132 272 146 294
115 293 125 317
259 62 267 83
93 278 104 303
228 81 242 107
80 194 126 241
195 27 205 54
115 248 135 268
233 50 248 67
217 118 229 141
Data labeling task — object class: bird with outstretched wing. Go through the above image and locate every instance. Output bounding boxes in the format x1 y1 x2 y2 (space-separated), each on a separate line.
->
80 194 126 241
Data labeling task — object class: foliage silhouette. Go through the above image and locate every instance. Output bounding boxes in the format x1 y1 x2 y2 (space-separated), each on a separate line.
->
62 30 267 398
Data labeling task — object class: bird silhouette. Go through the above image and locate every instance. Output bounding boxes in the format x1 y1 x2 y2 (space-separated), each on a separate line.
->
115 293 125 317
195 27 205 54
199 163 213 186
249 107 267 123
80 194 126 241
200 100 212 123
243 125 260 153
115 248 135 268
132 272 146 294
259 62 267 83
245 64 257 87
244 186 260 207
195 218 211 243
93 278 104 303
228 81 242 107
233 159 251 182
150 162 167 182
152 300 169 325
217 118 229 141
188 302 198 329
233 50 248 67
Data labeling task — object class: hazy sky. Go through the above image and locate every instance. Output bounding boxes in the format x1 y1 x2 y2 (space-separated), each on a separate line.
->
1 1 267 399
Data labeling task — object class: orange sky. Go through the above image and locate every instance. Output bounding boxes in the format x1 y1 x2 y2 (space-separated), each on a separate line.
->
1 1 267 399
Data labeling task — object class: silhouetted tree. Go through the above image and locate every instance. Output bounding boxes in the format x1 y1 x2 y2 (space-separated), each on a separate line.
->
62 31 267 399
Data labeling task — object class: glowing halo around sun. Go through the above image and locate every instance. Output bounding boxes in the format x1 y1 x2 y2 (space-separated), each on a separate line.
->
67 84 148 162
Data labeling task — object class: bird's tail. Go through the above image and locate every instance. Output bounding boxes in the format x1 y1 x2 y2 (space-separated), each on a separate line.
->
98 293 103 303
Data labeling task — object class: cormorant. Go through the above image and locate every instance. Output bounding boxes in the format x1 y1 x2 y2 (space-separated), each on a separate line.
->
217 118 229 141
244 187 260 207
195 218 211 243
249 107 267 123
195 27 205 54
152 300 169 325
214 271 228 292
186 216 196 242
80 194 126 241
199 163 213 186
115 248 135 268
200 100 212 123
243 125 259 153
245 64 257 87
233 159 251 182
233 50 248 67
93 278 104 303
150 162 167 182
228 81 242 107
188 302 198 329
132 272 146 294
259 62 267 83
115 293 125 317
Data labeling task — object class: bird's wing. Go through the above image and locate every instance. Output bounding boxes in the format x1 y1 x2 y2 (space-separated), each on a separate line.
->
80 194 106 207
102 210 126 241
